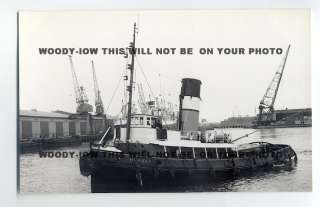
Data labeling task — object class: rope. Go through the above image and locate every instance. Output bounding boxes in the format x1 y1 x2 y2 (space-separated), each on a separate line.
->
105 74 123 114
135 56 155 98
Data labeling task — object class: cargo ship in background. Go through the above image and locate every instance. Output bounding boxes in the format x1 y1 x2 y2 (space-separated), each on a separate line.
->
79 23 298 192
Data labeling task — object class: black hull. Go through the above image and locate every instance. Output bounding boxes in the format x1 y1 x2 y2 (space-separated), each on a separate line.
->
90 165 239 192
89 164 297 193
80 143 297 192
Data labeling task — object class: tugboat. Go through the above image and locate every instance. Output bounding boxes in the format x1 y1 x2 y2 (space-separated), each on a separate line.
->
79 23 297 192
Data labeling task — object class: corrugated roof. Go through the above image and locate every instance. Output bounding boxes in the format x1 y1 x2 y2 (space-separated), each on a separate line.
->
20 110 70 118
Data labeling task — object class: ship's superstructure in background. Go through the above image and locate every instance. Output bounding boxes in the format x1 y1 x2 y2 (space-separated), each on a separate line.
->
79 23 298 191
136 83 177 125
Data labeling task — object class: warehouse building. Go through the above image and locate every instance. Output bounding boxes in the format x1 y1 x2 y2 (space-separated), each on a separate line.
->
19 109 108 140
220 116 256 128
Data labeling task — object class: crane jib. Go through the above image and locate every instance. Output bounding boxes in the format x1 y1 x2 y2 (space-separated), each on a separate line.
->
257 45 291 124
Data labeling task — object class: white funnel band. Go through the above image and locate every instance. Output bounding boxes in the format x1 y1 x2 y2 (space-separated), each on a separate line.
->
182 96 200 112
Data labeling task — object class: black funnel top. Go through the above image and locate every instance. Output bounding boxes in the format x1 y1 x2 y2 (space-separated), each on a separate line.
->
180 78 202 98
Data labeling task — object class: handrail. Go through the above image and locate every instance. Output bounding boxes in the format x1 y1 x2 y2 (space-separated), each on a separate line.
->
231 130 257 143
98 127 111 145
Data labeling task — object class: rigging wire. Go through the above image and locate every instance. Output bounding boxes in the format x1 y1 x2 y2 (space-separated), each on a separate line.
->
135 56 155 98
105 74 123 114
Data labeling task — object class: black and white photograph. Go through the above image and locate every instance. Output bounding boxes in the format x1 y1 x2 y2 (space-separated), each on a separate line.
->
18 10 311 193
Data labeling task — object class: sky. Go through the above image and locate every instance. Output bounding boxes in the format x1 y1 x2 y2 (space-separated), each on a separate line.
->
19 9 311 122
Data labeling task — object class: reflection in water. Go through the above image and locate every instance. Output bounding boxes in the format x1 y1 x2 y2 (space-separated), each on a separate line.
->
20 127 312 193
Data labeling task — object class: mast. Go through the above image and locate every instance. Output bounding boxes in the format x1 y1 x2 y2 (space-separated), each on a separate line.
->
126 23 137 143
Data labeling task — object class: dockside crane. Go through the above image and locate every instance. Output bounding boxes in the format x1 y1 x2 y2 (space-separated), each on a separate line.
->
257 45 291 125
91 60 105 115
68 55 93 114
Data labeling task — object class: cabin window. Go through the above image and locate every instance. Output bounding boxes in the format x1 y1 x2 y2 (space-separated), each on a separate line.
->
140 117 144 125
147 117 150 125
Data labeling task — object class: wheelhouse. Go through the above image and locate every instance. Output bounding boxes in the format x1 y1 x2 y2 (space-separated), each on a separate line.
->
114 114 162 129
